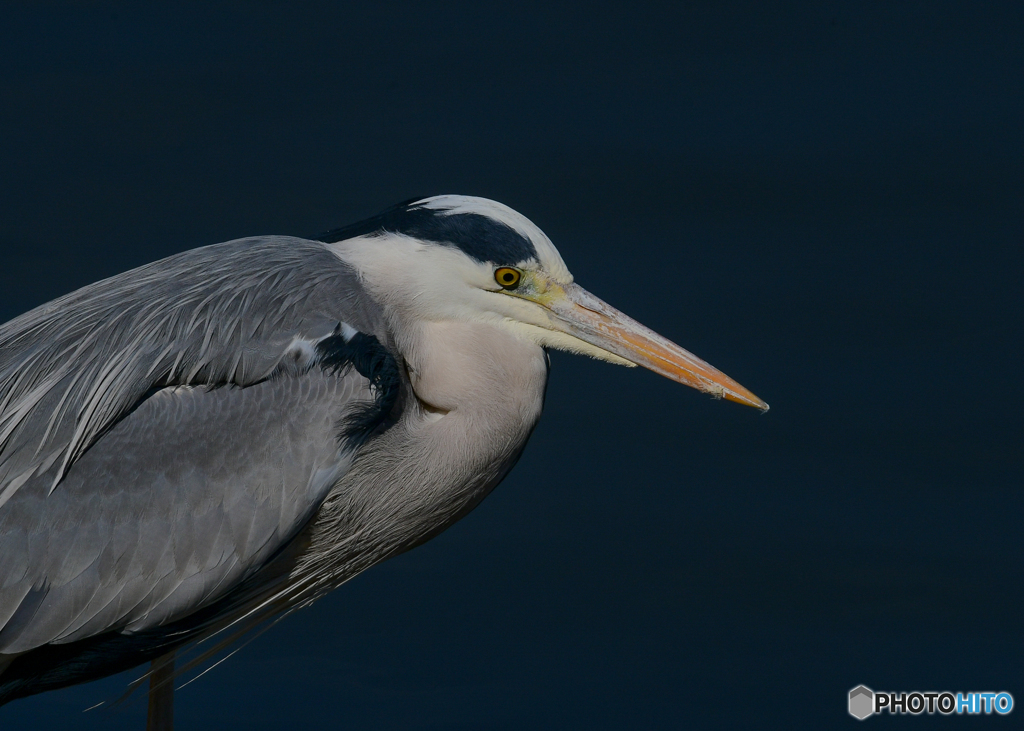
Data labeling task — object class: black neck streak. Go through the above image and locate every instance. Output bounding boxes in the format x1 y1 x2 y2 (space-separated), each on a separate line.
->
316 328 401 447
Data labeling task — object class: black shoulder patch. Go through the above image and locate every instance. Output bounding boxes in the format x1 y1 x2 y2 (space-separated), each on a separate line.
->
317 199 537 266
316 327 401 447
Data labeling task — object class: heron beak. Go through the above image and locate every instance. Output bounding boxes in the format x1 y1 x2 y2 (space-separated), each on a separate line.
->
543 282 768 410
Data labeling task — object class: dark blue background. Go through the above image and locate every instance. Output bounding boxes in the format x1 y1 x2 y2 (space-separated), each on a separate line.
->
1 2 1021 728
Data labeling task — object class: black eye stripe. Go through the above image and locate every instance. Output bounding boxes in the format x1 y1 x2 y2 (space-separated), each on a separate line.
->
317 202 538 266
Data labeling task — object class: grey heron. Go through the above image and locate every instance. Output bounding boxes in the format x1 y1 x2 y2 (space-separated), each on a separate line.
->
0 195 766 728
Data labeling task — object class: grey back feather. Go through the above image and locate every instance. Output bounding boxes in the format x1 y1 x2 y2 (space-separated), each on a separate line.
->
0 236 381 508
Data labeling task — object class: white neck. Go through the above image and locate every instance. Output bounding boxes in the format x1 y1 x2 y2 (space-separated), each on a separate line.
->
290 320 548 598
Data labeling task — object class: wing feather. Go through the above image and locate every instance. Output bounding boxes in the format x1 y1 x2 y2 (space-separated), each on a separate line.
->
0 236 381 505
0 236 397 662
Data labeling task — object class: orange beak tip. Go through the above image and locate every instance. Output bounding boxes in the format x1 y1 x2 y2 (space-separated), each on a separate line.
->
719 387 769 412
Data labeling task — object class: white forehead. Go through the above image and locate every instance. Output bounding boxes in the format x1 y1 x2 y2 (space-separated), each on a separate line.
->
416 195 573 282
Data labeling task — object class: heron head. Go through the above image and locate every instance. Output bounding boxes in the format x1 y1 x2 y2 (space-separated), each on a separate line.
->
325 195 766 410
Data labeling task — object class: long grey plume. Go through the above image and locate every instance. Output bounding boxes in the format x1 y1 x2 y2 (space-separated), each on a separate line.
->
0 236 377 508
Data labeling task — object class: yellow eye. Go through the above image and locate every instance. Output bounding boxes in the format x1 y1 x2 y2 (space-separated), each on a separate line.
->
494 267 521 289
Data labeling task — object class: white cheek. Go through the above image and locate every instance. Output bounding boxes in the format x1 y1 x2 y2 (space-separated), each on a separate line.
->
328 235 497 322
502 321 636 367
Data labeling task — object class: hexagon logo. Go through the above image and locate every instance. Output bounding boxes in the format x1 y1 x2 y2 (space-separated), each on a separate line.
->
849 685 874 720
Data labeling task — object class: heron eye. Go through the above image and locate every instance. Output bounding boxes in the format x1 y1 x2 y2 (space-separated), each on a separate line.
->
494 267 521 289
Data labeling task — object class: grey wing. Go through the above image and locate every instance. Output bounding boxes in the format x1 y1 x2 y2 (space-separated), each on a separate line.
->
0 236 381 505
0 237 390 655
0 371 368 655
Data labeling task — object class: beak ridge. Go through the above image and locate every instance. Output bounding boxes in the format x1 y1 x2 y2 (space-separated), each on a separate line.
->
547 283 768 411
